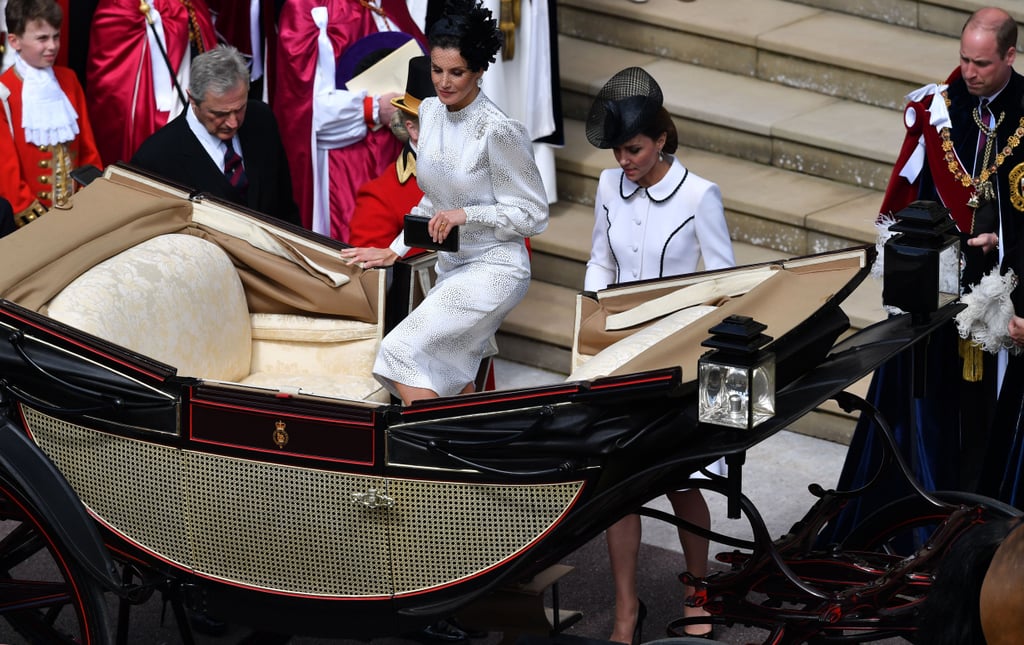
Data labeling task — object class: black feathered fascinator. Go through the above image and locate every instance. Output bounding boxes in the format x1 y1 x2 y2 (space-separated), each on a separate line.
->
585 67 664 149
428 0 503 71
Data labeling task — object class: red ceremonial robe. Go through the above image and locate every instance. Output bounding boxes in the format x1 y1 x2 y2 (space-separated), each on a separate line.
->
56 0 69 68
86 0 216 165
879 68 978 233
273 0 426 240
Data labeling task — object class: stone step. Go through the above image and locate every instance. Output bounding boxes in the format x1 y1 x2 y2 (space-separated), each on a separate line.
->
498 280 577 374
789 0 1024 44
558 34 905 191
558 0 961 110
556 117 883 257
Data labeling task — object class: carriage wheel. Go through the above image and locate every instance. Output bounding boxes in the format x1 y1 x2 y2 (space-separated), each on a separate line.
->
0 477 112 644
840 490 1022 555
644 636 730 645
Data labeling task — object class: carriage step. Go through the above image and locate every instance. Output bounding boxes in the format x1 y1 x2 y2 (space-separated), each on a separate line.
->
455 564 583 644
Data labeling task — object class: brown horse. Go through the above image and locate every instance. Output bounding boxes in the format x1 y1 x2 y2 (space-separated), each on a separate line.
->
917 516 1022 644
981 517 1024 643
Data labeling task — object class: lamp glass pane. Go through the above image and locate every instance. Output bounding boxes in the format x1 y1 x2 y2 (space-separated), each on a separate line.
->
938 240 961 306
698 360 775 429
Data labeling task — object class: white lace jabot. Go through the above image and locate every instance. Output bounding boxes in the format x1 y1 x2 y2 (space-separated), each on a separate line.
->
14 54 79 146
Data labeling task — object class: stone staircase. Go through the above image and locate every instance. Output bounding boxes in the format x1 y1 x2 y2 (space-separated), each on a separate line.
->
497 0 1016 442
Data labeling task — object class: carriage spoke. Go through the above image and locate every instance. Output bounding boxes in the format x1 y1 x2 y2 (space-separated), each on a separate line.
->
0 523 47 571
0 483 111 643
0 578 75 612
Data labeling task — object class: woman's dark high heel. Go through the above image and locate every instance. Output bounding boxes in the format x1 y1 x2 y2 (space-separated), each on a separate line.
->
686 629 716 640
631 599 648 645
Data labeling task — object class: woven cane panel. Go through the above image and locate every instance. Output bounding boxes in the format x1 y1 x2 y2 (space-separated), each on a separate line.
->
23 407 392 596
183 452 391 596
23 407 192 566
387 479 584 594
22 407 584 597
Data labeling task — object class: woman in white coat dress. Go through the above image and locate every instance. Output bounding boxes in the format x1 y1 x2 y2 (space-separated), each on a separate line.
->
584 77 734 292
584 67 734 643
341 0 548 407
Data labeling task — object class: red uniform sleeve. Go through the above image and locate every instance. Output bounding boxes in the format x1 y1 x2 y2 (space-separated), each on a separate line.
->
0 114 36 214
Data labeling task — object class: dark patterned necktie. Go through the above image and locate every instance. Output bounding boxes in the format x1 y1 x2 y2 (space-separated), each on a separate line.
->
976 98 993 174
224 139 248 198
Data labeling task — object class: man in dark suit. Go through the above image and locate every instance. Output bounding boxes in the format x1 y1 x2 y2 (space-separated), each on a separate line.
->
131 45 301 227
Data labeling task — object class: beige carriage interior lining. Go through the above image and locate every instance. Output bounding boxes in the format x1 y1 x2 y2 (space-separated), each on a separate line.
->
44 233 388 402
0 168 382 322
570 250 866 383
0 167 390 403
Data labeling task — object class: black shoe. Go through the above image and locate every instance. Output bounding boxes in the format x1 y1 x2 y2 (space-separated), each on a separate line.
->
632 600 647 645
188 609 228 637
237 631 292 644
682 628 715 640
419 619 468 643
448 617 488 639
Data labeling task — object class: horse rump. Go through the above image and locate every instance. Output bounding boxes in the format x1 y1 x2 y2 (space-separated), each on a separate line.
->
917 517 1020 645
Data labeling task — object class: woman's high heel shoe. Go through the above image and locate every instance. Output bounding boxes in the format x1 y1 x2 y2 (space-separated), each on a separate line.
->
631 600 648 645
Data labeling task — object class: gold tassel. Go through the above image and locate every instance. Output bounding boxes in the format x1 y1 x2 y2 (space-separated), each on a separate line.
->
959 337 984 382
500 0 517 60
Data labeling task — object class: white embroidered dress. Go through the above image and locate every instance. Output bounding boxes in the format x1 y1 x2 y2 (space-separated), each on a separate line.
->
376 91 548 397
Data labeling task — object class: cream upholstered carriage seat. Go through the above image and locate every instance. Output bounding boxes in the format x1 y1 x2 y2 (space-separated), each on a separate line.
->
245 312 385 401
567 304 718 382
44 233 388 402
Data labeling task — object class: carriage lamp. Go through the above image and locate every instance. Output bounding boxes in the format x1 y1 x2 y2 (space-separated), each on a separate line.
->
882 200 960 318
698 315 775 430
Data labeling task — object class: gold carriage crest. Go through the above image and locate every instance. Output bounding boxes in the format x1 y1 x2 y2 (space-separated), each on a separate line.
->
272 419 289 448
1010 162 1024 212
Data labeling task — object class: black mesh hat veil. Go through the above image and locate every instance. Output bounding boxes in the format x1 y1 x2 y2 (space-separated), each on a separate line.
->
585 67 664 149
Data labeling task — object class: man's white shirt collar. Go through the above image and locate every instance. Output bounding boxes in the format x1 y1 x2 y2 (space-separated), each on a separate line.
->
186 106 241 173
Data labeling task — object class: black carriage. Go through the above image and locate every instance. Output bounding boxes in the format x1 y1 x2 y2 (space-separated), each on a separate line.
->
0 166 1010 644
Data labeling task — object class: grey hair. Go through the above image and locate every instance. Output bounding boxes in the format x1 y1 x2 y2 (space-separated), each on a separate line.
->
389 110 412 143
189 45 250 103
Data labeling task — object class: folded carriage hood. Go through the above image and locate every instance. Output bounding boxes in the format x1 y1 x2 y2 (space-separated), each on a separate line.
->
576 248 875 392
0 165 381 323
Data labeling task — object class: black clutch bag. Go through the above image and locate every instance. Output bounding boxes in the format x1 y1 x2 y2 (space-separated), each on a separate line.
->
404 214 459 252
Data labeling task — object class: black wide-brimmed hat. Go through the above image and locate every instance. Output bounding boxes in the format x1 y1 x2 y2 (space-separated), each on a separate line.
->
391 56 436 117
585 67 663 149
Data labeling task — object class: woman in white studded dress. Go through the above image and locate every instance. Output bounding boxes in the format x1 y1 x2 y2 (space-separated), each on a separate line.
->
341 0 548 406
584 67 734 642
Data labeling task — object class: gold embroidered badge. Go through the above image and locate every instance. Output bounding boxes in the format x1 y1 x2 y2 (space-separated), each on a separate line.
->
1010 162 1024 211
272 419 289 449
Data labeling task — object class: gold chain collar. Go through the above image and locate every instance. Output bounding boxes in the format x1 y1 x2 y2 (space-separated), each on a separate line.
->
940 90 1024 199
